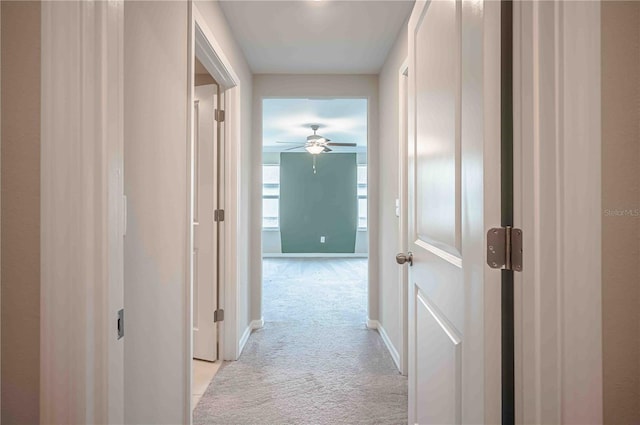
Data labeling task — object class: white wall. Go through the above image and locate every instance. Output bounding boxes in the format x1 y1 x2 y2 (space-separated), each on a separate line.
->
252 74 379 322
123 1 253 422
376 23 407 365
124 3 189 423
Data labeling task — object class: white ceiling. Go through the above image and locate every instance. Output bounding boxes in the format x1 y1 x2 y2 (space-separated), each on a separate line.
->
219 0 414 74
263 98 367 152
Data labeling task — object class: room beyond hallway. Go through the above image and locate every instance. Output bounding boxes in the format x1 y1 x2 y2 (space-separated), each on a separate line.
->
193 258 407 424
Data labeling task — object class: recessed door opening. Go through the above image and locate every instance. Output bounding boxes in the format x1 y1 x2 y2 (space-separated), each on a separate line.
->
191 55 223 409
261 98 369 332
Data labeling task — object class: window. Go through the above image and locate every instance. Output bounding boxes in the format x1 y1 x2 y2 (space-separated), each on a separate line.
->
358 165 367 229
263 163 366 230
263 165 280 229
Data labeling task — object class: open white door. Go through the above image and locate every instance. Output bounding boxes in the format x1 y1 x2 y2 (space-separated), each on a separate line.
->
193 84 219 361
404 1 501 423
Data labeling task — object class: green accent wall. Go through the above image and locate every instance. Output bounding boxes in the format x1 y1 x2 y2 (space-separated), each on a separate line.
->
280 153 357 253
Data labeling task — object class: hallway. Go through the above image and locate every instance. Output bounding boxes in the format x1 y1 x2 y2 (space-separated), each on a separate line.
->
193 258 407 424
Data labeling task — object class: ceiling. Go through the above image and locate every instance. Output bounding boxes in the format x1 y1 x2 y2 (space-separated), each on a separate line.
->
263 98 367 152
219 0 414 74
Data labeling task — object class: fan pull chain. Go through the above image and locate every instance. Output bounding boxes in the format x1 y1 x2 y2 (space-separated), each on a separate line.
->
313 155 317 174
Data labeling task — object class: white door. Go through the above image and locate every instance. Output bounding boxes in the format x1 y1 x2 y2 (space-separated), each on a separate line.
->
193 84 219 361
405 1 501 423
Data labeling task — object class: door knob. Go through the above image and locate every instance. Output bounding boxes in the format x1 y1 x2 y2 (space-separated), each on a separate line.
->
396 252 413 266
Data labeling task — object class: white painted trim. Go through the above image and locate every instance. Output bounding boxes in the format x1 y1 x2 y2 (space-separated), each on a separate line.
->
377 323 401 373
224 84 243 362
251 318 265 330
366 318 379 330
186 4 195 422
238 325 252 355
262 253 368 259
514 1 603 423
365 319 401 372
41 2 124 423
238 318 264 357
397 56 409 377
192 6 238 89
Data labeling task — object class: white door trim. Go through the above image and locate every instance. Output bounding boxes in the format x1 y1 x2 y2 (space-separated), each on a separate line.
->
514 1 603 423
398 58 409 376
40 1 124 423
186 3 242 422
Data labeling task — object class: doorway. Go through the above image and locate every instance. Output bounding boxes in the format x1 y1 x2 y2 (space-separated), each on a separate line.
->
187 9 241 415
261 98 369 331
191 55 223 407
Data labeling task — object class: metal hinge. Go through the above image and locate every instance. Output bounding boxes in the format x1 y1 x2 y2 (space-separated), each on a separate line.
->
214 209 225 222
214 309 225 323
487 226 523 272
215 109 225 122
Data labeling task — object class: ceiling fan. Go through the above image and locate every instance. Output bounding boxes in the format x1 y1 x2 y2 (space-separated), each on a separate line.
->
277 124 357 155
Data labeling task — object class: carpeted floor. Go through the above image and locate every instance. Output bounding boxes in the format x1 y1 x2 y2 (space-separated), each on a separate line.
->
193 258 408 425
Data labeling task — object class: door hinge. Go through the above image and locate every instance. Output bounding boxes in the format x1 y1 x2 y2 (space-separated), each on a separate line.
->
215 109 225 122
214 309 225 323
487 226 523 272
214 209 225 222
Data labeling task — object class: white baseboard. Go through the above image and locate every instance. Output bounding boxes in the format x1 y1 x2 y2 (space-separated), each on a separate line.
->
262 253 368 258
251 318 264 330
366 318 401 373
377 323 401 372
238 325 252 355
366 318 379 329
238 317 265 356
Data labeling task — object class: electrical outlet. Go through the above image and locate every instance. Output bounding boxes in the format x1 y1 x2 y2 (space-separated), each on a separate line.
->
320 236 326 243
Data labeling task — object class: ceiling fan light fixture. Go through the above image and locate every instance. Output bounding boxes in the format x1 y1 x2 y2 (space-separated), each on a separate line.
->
305 144 325 155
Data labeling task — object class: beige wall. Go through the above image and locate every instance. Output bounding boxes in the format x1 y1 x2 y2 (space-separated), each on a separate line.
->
376 23 407 363
124 1 253 422
601 2 640 424
124 3 189 422
0 2 41 423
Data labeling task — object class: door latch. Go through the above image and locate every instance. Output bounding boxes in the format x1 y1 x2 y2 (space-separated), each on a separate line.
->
117 309 124 339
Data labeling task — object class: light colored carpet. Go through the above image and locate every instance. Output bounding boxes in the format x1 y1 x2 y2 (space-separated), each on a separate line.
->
193 258 408 424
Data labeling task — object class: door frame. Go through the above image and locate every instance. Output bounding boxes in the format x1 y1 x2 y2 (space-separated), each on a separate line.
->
398 58 409 376
513 1 603 423
186 2 243 420
252 76 379 329
259 93 372 310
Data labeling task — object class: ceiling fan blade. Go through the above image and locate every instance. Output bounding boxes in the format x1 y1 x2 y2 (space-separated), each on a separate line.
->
276 141 304 144
284 145 306 151
326 142 357 147
323 147 332 152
